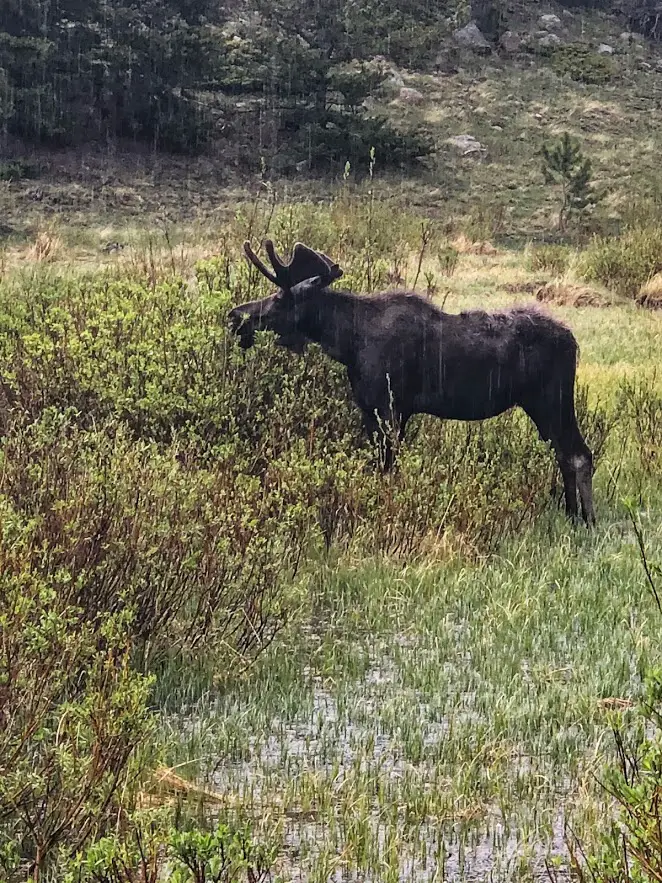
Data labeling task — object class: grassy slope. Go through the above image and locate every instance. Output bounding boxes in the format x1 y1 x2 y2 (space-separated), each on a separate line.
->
1 6 662 263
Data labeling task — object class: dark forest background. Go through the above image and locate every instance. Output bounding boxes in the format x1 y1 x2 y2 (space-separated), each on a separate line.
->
1 0 660 173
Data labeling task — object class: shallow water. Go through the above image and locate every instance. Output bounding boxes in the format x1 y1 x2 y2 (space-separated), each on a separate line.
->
180 529 662 882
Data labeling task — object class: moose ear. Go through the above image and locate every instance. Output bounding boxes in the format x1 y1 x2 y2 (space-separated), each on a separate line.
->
289 275 324 297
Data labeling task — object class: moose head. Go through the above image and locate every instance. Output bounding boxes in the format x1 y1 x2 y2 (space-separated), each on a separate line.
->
228 240 343 350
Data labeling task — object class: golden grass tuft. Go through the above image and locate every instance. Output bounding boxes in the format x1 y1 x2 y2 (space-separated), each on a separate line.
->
451 234 498 257
535 281 612 308
637 273 662 309
597 697 635 711
137 765 229 809
30 229 62 262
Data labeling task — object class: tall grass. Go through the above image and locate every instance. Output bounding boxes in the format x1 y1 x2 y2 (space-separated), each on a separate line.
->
579 225 662 297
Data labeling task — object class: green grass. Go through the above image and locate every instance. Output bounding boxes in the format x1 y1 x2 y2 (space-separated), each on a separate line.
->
162 505 662 882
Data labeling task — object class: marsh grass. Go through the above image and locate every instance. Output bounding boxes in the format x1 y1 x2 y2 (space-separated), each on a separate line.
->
2 195 662 881
163 506 662 882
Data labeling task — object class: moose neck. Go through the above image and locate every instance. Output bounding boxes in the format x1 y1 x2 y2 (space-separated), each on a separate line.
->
303 288 369 369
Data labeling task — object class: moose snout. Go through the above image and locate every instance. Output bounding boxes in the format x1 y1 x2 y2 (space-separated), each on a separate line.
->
228 306 244 331
228 307 254 349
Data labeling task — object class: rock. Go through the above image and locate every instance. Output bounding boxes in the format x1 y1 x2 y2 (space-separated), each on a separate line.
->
398 87 425 105
656 58 662 71
597 43 615 55
539 13 562 30
433 46 461 73
446 135 486 156
538 33 562 49
453 21 492 53
366 55 405 90
500 30 522 53
620 31 643 42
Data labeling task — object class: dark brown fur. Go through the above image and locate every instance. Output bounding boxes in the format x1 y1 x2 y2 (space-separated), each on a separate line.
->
230 258 595 524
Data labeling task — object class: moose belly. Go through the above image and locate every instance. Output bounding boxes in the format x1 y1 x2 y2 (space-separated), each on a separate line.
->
413 378 518 422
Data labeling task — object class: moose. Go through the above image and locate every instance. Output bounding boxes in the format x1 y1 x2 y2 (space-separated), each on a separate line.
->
229 239 595 525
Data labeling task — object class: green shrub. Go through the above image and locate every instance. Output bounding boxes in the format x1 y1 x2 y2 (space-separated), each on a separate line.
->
0 409 310 663
0 567 155 880
438 244 460 277
579 225 662 296
527 244 572 276
615 373 662 477
549 44 618 84
65 816 279 883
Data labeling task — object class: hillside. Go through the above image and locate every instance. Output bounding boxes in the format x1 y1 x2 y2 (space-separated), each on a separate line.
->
1 0 661 259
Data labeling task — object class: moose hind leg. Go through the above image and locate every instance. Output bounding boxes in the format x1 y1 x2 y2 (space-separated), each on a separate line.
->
571 447 595 526
556 405 595 526
524 406 579 519
544 414 594 526
558 455 579 520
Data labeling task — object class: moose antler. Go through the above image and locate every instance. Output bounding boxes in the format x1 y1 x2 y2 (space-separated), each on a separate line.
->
243 240 280 286
244 239 343 289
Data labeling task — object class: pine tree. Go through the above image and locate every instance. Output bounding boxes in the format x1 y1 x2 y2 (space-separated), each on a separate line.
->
541 132 599 232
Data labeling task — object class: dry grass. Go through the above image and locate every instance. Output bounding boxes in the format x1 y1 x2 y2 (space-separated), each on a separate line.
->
138 765 230 809
451 233 498 256
597 697 635 711
637 273 662 310
30 229 62 262
535 281 613 308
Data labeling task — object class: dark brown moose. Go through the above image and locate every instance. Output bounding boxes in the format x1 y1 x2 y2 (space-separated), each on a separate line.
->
229 240 595 525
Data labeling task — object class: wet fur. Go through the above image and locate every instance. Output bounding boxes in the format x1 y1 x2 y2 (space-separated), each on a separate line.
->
230 284 595 524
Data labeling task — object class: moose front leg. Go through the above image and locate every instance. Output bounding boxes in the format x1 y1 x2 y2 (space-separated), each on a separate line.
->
361 408 406 472
361 409 391 471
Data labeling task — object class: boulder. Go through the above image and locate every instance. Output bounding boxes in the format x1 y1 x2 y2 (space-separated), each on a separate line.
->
597 43 615 55
500 30 522 53
538 33 563 49
453 21 492 53
398 87 425 105
539 13 562 30
446 135 486 157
